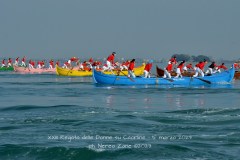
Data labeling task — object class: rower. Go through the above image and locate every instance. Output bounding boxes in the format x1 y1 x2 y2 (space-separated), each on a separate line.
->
163 61 173 78
216 63 228 73
7 58 12 67
193 59 207 77
49 60 54 69
103 52 116 71
14 57 19 66
128 59 136 78
1 59 6 67
21 56 26 67
183 63 193 72
175 60 185 78
168 56 177 65
205 61 217 75
143 60 153 78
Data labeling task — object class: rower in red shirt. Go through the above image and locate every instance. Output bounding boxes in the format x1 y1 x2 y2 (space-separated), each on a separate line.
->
92 61 101 69
87 57 94 69
120 60 130 71
103 52 116 71
143 60 153 78
28 60 35 69
37 61 42 69
40 61 45 68
63 61 69 69
7 58 12 67
56 60 60 67
163 61 173 78
21 56 26 67
128 59 136 78
1 59 6 67
205 61 217 75
217 63 228 73
67 57 78 67
193 59 207 77
168 56 177 65
14 57 19 66
183 63 193 72
70 57 78 62
175 60 185 78
233 62 239 69
88 57 93 63
49 60 54 69
82 61 88 70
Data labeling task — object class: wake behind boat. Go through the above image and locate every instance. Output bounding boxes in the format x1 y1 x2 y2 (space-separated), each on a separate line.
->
93 65 235 85
13 65 56 74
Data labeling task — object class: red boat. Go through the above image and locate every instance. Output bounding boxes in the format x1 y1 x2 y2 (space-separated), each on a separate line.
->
13 65 56 74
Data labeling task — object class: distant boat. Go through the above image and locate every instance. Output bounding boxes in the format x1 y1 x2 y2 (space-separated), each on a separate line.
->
0 66 14 71
93 65 235 85
13 65 56 74
235 71 240 79
56 63 145 77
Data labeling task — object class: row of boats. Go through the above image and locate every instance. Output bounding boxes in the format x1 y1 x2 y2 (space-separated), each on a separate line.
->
0 63 239 86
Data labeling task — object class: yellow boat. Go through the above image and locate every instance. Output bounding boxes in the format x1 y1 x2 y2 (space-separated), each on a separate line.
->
56 63 145 77
56 65 92 76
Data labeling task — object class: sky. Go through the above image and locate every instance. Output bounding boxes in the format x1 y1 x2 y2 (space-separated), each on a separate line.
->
0 0 240 61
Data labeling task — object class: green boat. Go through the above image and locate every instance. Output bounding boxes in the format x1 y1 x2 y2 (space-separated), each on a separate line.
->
0 66 14 71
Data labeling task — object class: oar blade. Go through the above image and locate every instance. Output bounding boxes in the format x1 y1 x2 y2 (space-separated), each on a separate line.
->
195 77 211 84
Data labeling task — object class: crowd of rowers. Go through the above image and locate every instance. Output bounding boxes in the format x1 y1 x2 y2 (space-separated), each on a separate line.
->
1 52 240 78
162 56 239 79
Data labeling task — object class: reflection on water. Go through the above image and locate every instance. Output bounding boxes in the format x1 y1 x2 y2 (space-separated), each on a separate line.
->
106 95 113 107
193 94 205 107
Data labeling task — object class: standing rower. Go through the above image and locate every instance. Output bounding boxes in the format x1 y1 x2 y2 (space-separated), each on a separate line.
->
7 58 12 67
21 56 26 67
163 61 173 78
205 61 217 75
128 59 136 78
217 63 228 73
143 60 153 78
14 57 19 66
1 59 6 67
193 59 207 77
103 52 116 71
175 60 185 78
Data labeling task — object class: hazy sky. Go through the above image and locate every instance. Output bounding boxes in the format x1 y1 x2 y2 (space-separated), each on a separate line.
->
0 0 239 60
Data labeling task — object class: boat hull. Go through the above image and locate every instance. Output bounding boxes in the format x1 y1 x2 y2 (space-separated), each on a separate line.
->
0 66 14 71
56 65 93 76
56 63 145 77
234 71 240 79
93 66 235 85
13 65 56 74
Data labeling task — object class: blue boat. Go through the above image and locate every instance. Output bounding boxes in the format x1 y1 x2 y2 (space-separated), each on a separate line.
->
93 65 235 86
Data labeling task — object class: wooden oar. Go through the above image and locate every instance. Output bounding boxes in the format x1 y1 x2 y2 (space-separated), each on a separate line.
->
195 77 211 84
119 70 135 82
67 66 74 76
163 77 174 82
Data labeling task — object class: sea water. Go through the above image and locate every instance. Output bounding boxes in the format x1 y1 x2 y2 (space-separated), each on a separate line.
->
0 72 240 160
